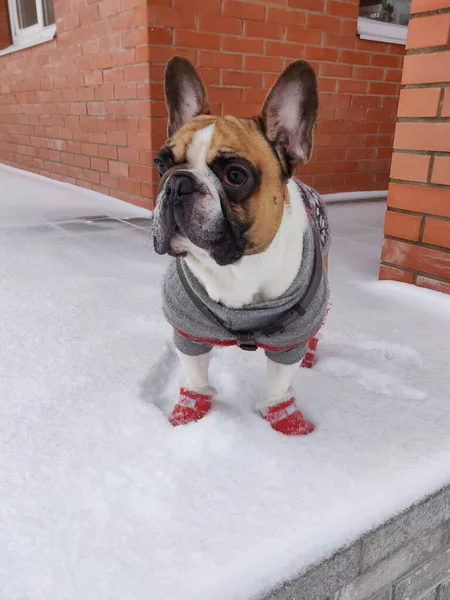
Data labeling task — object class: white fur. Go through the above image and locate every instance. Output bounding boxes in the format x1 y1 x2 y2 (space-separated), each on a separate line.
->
176 350 212 392
186 123 215 171
183 179 308 308
177 351 300 410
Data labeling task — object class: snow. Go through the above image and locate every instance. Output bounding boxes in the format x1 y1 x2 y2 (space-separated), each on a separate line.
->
1 163 450 600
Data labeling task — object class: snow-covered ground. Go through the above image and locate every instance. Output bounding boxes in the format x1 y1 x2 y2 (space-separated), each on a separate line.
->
1 163 450 600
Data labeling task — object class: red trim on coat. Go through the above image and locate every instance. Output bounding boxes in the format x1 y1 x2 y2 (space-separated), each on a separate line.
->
173 326 321 353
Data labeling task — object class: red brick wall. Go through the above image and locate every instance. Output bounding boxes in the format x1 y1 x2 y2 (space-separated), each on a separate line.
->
380 0 450 295
0 0 153 208
0 0 11 49
146 0 405 201
0 0 405 208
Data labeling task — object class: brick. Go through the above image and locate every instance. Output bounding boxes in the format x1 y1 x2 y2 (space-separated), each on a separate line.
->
148 27 172 46
318 77 337 92
385 69 402 83
175 30 220 50
209 87 242 103
338 525 448 600
98 145 117 160
198 15 242 35
199 51 242 70
321 63 352 78
423 217 450 249
221 101 260 117
112 49 135 67
407 14 450 50
432 157 450 186
340 50 371 65
148 6 196 29
90 157 108 172
397 88 441 118
353 66 384 81
371 54 403 69
288 0 324 9
368 82 399 96
384 210 423 241
98 0 121 18
395 547 450 600
324 33 356 49
244 55 284 73
107 131 127 146
442 89 450 118
394 123 450 152
221 36 263 54
416 275 450 295
108 160 129 177
307 13 341 33
173 0 220 11
379 264 415 284
390 153 430 183
338 80 368 94
304 47 338 62
327 0 358 18
403 52 450 85
222 71 263 87
245 21 284 40
266 41 304 60
382 238 450 279
267 7 305 26
286 26 322 45
387 183 450 218
223 0 265 21
411 0 450 12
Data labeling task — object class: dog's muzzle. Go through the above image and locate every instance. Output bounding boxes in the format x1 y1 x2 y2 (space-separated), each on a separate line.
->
153 170 198 256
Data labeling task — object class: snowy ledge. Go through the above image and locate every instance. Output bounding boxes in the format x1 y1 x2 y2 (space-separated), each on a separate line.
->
2 163 450 600
266 485 450 600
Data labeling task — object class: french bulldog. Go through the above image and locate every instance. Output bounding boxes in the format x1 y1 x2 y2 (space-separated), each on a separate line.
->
152 57 330 436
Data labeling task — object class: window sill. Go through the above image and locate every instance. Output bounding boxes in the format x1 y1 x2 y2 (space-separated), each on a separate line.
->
0 24 56 57
357 16 407 45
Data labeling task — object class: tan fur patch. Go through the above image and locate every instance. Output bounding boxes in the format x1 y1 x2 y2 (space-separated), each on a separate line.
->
167 116 287 254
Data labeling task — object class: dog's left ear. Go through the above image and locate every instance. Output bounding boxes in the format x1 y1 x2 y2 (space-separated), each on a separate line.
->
164 56 210 138
260 60 318 171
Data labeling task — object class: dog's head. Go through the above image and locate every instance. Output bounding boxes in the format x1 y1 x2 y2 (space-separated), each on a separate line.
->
152 57 318 267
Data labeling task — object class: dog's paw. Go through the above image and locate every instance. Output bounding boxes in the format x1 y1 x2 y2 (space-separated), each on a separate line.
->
169 387 213 426
261 397 315 436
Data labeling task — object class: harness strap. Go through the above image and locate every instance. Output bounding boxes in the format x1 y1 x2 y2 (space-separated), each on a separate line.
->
175 224 323 352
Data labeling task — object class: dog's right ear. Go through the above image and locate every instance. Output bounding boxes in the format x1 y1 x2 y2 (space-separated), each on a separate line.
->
164 57 210 138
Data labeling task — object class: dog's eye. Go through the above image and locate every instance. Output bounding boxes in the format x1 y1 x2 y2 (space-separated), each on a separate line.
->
224 166 247 188
155 158 167 177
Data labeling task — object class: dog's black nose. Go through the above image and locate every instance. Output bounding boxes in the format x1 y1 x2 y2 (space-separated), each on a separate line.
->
169 172 195 200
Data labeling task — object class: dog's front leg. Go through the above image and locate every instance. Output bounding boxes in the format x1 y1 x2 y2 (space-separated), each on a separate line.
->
259 358 315 436
169 351 215 426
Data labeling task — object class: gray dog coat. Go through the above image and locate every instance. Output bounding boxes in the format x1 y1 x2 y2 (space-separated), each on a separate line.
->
162 180 330 365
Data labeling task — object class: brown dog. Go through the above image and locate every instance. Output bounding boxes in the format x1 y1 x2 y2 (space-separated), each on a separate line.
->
152 57 330 436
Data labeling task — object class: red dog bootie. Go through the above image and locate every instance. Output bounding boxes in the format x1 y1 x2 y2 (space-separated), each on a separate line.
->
301 335 320 369
169 387 213 426
261 397 315 436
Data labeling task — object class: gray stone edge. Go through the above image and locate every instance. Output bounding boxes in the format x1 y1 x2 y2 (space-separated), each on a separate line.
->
262 484 450 600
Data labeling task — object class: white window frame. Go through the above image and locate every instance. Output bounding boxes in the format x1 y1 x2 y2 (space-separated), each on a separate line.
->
0 0 55 56
357 16 407 45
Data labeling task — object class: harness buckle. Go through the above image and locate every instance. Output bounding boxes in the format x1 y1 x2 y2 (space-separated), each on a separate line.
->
236 332 258 351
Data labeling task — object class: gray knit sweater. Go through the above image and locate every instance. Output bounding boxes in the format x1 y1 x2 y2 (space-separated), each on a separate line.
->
162 181 330 365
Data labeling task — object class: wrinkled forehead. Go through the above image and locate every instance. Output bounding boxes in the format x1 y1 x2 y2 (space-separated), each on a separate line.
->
165 115 273 169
